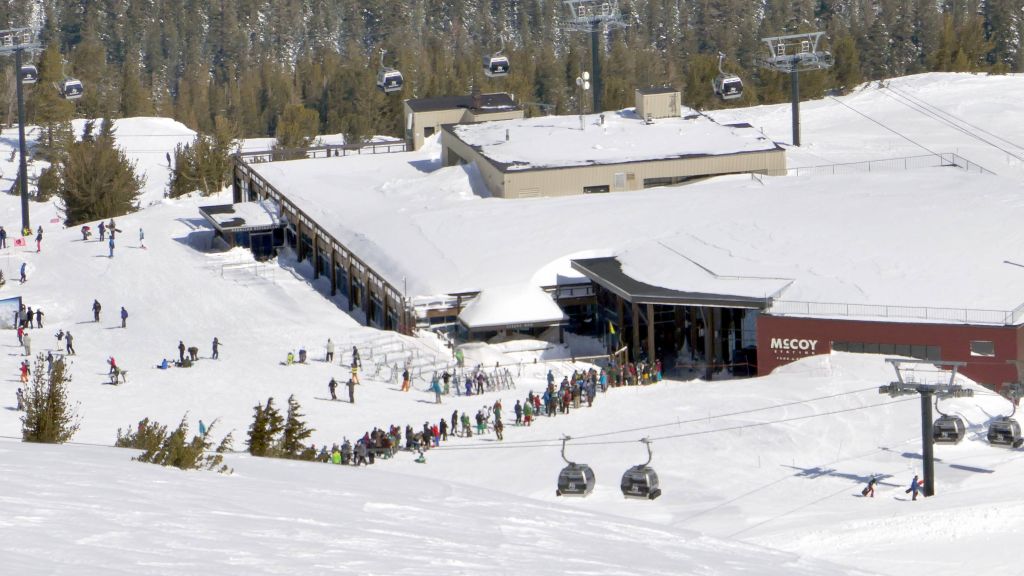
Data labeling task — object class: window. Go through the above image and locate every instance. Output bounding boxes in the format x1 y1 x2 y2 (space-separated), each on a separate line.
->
424 126 435 138
583 185 610 194
970 340 996 357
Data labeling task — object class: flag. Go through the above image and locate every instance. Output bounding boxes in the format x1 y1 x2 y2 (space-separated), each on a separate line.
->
608 321 616 335
13 238 24 247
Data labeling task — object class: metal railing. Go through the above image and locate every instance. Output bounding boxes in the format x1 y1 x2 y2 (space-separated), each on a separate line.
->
767 299 1021 326
766 152 993 177
237 140 406 164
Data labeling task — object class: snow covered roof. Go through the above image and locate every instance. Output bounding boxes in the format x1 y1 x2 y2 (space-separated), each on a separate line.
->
405 93 519 114
200 200 279 231
458 284 568 330
448 109 780 171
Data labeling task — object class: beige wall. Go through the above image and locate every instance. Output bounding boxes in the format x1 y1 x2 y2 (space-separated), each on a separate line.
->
405 105 525 151
635 90 681 120
500 149 786 199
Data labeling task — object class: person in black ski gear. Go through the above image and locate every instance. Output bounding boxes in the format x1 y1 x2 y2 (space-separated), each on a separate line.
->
346 378 356 403
514 400 523 425
92 300 101 322
439 418 448 441
34 308 42 328
351 346 361 368
178 340 186 363
212 337 220 359
862 476 877 498
26 306 33 328
65 331 75 355
451 410 459 437
328 377 338 400
120 306 128 328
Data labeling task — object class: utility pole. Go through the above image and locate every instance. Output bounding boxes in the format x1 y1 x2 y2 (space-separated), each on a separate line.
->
0 28 41 231
878 359 973 497
757 32 833 147
563 1 625 114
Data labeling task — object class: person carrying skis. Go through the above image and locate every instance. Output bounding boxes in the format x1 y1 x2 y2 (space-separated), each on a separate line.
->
328 377 338 400
92 300 102 322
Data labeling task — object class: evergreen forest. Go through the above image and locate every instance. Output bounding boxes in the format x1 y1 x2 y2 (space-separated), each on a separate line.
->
0 0 1019 144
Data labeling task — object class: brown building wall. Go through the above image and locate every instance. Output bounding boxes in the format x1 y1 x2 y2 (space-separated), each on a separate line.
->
756 315 1022 389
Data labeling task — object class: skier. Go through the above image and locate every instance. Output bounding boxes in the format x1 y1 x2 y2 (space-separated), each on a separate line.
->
198 420 207 436
325 338 334 362
22 331 31 356
351 346 361 368
188 346 198 361
341 438 352 464
494 416 504 441
120 306 128 328
0 225 6 248
439 418 448 441
19 360 29 383
346 378 356 403
211 337 220 359
16 324 23 345
178 340 186 363
431 375 442 403
35 226 41 252
523 399 534 426
905 474 922 501
401 368 411 392
139 228 145 249
26 306 33 328
93 300 102 322
81 225 91 241
15 387 25 410
34 308 42 328
108 235 115 258
461 411 472 438
65 331 75 355
350 361 360 385
98 221 106 240
19 262 25 283
108 356 118 374
328 377 338 400
514 400 523 425
286 351 295 365
862 476 877 498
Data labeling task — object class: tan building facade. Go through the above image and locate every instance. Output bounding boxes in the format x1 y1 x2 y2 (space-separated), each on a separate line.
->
635 87 682 121
404 93 524 151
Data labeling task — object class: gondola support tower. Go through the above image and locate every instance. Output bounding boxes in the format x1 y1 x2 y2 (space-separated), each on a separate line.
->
758 32 833 147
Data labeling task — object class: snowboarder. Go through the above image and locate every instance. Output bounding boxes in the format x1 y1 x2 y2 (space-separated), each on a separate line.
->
325 338 335 362
120 306 128 328
92 300 102 322
862 476 877 498
328 377 338 400
906 474 922 501
65 331 75 355
19 262 25 283
98 221 106 240
211 337 220 359
34 308 42 328
346 378 356 403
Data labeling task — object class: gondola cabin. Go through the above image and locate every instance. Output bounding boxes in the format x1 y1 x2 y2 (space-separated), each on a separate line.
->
933 415 966 445
19 65 38 84
484 55 510 78
987 417 1023 448
60 78 84 100
376 68 404 94
620 465 661 500
556 463 595 497
714 74 743 101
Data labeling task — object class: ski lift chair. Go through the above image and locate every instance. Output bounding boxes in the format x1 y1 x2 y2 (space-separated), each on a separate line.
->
556 436 595 497
933 415 966 444
19 64 38 84
713 52 743 101
987 417 1022 448
375 49 404 94
620 438 661 500
60 78 84 100
483 54 510 78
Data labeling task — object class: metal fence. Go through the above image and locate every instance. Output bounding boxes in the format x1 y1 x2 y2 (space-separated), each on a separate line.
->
767 299 1019 326
767 152 993 177
237 140 407 164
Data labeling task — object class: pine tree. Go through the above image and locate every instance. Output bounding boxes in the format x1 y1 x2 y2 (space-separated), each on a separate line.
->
21 354 80 444
246 396 284 457
273 104 320 159
58 119 144 225
281 394 315 458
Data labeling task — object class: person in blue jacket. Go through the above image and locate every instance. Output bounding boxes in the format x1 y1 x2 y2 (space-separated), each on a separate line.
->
905 474 921 501
431 376 443 404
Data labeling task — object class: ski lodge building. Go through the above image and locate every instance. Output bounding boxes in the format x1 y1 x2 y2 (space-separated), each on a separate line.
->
226 89 1024 390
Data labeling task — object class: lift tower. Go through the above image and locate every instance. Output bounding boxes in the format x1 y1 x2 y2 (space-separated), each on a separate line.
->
879 359 974 497
0 28 41 231
758 32 833 147
563 1 625 114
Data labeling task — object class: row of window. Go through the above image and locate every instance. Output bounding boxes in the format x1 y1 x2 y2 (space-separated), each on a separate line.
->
831 340 998 359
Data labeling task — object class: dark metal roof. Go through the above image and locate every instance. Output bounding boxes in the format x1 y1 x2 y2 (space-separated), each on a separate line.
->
571 257 771 309
405 93 520 113
636 86 679 95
